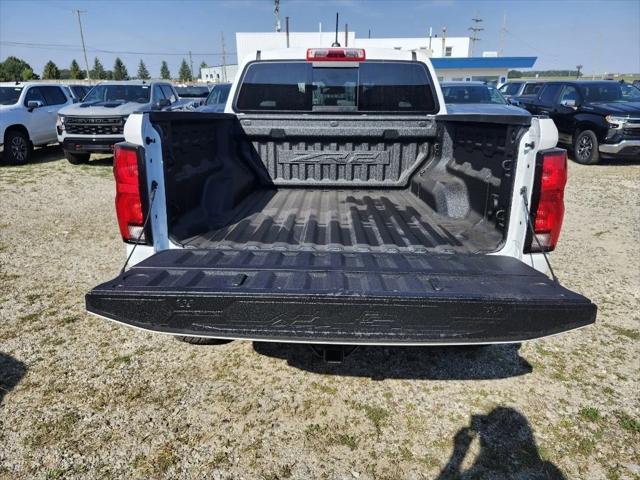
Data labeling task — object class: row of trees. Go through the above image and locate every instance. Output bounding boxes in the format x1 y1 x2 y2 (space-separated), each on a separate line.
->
0 56 208 82
508 69 583 79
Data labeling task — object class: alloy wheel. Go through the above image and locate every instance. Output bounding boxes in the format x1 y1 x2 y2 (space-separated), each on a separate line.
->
10 136 27 163
577 135 593 161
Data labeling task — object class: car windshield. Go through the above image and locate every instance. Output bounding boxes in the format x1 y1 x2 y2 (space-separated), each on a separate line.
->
0 86 23 105
205 84 231 105
82 84 151 104
236 61 437 113
442 85 507 104
620 84 640 100
176 86 210 98
578 83 630 103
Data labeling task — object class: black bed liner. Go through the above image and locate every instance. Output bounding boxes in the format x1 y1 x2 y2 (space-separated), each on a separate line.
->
86 249 596 344
176 189 501 253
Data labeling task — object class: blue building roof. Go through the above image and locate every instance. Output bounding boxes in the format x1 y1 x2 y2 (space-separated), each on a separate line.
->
431 57 537 69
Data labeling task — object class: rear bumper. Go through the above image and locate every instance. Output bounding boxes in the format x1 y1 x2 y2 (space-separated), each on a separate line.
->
86 249 597 345
62 137 124 153
599 139 640 157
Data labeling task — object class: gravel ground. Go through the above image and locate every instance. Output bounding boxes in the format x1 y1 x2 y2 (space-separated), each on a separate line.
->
0 147 638 480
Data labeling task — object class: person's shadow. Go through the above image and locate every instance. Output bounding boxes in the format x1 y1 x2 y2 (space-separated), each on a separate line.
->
436 407 565 479
0 352 27 404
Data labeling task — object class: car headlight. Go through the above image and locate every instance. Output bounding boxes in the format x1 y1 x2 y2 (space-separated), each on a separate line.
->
56 115 65 132
606 115 628 128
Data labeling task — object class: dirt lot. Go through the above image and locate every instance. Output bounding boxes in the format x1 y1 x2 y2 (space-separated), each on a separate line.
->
1 147 638 480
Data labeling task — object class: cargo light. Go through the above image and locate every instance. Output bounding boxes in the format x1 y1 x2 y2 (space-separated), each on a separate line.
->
526 149 567 253
306 48 366 62
114 144 147 243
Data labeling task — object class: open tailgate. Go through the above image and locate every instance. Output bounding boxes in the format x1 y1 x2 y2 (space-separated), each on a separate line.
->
86 249 596 345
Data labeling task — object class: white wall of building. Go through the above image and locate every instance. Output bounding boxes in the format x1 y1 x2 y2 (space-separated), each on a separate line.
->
236 32 470 62
200 65 238 83
236 32 357 63
355 37 470 58
435 68 509 85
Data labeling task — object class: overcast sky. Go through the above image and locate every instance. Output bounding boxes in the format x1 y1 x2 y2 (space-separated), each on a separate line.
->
0 0 638 77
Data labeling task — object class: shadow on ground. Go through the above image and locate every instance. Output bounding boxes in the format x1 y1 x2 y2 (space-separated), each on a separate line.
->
0 144 63 167
0 352 27 404
0 146 114 167
436 406 565 479
252 343 531 380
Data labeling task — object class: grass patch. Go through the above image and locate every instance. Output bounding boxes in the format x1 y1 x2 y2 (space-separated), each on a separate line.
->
578 407 601 422
147 444 179 475
616 411 640 433
210 451 231 468
61 315 80 325
349 402 390 435
25 411 80 448
107 355 132 368
19 312 40 322
608 325 640 340
334 433 358 451
310 381 337 395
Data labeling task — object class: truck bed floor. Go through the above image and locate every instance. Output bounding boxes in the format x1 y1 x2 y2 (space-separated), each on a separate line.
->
178 189 502 253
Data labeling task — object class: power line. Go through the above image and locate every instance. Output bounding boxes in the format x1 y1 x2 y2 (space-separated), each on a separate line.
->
0 40 235 57
468 13 483 57
498 12 507 57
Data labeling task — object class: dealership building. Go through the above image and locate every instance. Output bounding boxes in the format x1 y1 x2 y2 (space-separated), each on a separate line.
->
200 31 536 86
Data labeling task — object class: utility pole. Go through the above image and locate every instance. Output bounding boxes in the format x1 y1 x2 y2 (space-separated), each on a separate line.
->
188 50 194 81
441 27 447 57
468 13 483 57
428 26 433 53
274 0 281 32
498 12 507 56
220 32 227 83
74 9 90 80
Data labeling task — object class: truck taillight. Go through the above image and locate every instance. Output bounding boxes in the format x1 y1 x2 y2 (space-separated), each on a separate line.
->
114 144 148 243
526 149 567 253
306 48 366 62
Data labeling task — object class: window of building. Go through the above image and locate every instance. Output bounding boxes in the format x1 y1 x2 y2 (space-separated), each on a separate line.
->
445 47 453 57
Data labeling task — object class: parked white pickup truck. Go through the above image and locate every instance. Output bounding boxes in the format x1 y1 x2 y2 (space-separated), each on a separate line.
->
86 48 596 350
1 82 74 164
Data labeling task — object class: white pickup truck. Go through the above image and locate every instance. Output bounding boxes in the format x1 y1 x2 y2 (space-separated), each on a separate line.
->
1 82 74 164
86 48 596 350
56 80 183 164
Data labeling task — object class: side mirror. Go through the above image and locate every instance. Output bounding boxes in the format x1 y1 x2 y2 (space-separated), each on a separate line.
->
155 98 171 110
560 99 577 109
27 100 43 111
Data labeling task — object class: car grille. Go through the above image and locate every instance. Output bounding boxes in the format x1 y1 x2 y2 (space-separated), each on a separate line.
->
64 116 125 135
623 118 640 140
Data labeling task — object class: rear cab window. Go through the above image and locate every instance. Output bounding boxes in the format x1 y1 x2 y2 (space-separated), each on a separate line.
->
235 60 438 114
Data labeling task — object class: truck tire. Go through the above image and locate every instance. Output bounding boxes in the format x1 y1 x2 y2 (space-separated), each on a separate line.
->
573 130 600 165
5 129 32 165
65 151 90 165
176 336 233 346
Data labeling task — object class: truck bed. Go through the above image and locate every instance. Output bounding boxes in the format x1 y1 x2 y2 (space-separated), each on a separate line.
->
154 113 527 256
177 188 501 253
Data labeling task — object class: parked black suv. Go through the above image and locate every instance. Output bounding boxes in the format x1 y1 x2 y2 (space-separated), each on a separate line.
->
518 81 640 164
